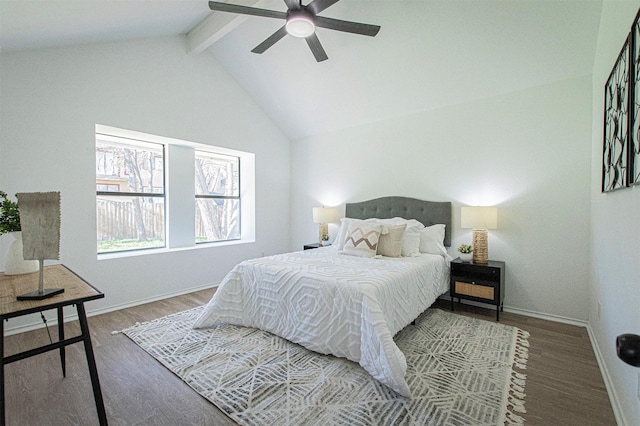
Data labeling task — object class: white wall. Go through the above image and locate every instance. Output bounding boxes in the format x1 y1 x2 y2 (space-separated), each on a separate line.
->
291 75 593 322
590 2 640 425
0 36 291 331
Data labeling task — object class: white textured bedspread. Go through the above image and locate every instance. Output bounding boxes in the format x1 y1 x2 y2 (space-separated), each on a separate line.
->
193 247 450 397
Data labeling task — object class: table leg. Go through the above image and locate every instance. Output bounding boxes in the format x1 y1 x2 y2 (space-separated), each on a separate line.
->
57 307 65 377
76 303 108 425
1 318 5 426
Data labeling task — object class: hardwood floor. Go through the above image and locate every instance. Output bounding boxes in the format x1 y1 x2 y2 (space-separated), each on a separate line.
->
3 290 616 425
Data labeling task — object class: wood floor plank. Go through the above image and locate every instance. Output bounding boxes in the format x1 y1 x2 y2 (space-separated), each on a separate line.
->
3 290 615 425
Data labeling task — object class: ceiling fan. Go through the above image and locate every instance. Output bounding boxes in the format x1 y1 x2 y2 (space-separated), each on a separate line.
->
208 0 381 62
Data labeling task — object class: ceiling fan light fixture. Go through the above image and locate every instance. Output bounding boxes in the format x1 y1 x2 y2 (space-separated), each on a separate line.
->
286 11 315 38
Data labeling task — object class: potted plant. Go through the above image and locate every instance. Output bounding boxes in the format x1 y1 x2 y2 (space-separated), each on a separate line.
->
0 191 21 235
457 243 473 262
321 232 330 246
0 191 38 274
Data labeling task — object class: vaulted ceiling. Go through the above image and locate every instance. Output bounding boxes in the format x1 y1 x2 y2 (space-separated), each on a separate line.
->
0 0 603 141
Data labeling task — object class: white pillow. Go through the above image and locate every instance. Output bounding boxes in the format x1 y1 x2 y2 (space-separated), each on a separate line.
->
401 225 422 257
376 224 406 257
342 222 384 258
373 217 424 257
419 224 448 257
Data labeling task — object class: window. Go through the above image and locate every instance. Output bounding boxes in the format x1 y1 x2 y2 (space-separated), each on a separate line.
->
96 135 165 253
195 151 240 243
95 124 255 256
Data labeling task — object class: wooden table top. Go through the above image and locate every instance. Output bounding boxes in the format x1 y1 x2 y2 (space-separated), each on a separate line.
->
0 264 103 319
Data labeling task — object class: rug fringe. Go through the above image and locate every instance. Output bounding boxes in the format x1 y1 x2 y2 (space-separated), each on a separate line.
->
514 330 530 371
506 410 527 425
510 380 526 396
503 327 530 425
517 329 530 346
507 394 527 413
512 371 527 381
508 370 528 410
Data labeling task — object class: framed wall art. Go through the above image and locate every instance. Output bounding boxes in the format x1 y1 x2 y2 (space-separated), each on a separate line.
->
631 10 640 185
602 36 630 192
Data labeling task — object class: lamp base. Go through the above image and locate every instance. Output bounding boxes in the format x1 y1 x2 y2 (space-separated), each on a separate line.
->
17 288 64 301
472 229 489 264
318 222 328 246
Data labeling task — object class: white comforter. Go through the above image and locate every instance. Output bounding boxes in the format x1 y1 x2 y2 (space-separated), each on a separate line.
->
193 247 450 397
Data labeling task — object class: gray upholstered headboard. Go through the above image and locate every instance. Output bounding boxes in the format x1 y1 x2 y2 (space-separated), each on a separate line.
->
345 196 452 247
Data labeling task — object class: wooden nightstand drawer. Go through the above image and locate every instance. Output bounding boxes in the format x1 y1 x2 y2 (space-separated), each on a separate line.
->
451 263 500 282
454 281 494 300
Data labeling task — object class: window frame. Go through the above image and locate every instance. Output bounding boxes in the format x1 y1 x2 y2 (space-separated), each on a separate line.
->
194 150 241 244
96 135 167 254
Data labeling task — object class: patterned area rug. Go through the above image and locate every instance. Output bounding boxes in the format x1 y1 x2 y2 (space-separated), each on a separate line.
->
123 307 529 425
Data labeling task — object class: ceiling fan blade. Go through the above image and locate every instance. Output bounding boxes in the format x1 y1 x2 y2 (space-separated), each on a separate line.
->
314 16 380 37
208 1 287 20
307 0 340 15
283 0 301 10
305 33 328 62
251 26 288 54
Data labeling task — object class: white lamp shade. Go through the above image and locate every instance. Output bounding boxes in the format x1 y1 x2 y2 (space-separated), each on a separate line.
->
461 206 498 229
313 207 338 224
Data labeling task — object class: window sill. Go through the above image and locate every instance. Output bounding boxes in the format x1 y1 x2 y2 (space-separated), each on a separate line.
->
97 238 255 261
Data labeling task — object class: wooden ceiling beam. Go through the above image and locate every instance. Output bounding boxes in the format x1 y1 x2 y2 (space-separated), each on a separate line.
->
187 0 260 55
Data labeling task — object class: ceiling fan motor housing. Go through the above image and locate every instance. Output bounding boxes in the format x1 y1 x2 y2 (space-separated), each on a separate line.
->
286 9 315 38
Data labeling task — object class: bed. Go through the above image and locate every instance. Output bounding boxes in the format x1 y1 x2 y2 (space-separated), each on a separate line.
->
193 196 452 397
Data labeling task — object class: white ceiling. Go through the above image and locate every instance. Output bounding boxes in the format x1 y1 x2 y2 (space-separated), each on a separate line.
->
0 0 603 141
0 0 209 52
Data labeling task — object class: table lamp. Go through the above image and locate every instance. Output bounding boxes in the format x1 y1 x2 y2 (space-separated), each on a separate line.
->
312 207 338 246
461 206 498 264
16 191 64 300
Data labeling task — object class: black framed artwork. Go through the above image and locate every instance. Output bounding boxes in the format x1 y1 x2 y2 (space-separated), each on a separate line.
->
602 37 630 192
631 11 640 185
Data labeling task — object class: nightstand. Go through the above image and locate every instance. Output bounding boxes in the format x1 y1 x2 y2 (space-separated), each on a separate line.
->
304 243 321 250
450 259 505 321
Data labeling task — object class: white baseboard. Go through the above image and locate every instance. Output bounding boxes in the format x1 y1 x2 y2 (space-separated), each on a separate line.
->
3 282 220 336
502 306 589 328
441 296 589 327
585 323 627 426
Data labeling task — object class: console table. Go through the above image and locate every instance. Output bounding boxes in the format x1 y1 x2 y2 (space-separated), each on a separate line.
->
0 265 107 425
